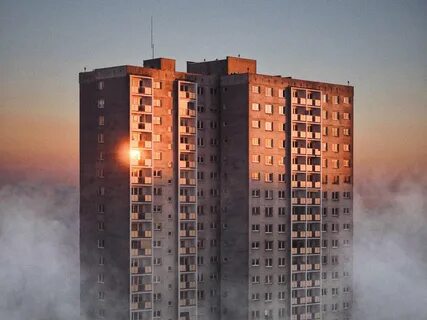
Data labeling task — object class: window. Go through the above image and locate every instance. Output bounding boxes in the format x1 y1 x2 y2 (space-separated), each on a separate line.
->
252 224 260 232
252 86 260 94
265 190 273 200
252 241 260 249
98 273 104 283
332 159 339 169
278 257 286 267
251 103 260 111
278 241 286 250
153 81 162 89
278 173 286 182
331 223 339 232
252 207 260 216
343 112 351 120
265 258 273 268
322 94 328 103
265 224 273 233
343 144 351 152
278 105 285 115
278 207 286 216
265 87 273 97
265 104 273 114
322 142 328 151
265 156 273 166
322 126 328 136
252 138 261 146
278 190 286 199
332 127 339 137
98 239 105 248
322 110 328 119
264 292 272 301
251 258 260 266
344 159 351 167
265 241 273 251
343 128 351 136
332 96 339 104
278 224 285 233
252 120 260 128
251 172 260 181
265 139 273 148
252 189 260 198
98 221 105 231
97 168 104 178
343 97 350 104
322 159 328 168
332 144 339 153
265 121 273 131
98 116 104 126
332 112 339 120
98 133 104 143
97 99 105 108
252 154 261 163
98 291 105 300
264 208 273 219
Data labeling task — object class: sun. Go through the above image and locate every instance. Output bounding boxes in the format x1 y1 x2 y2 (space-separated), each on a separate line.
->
130 149 141 160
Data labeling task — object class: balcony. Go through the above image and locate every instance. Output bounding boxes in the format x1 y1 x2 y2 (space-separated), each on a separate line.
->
131 122 152 132
179 178 196 186
130 140 152 149
292 147 306 155
292 180 306 188
179 298 196 307
179 212 196 220
130 265 152 274
179 247 197 255
179 230 197 237
179 160 196 169
179 126 196 134
179 143 196 152
131 283 152 292
180 281 197 289
292 114 306 122
179 109 196 117
179 264 196 272
131 230 152 238
131 248 152 257
179 195 196 203
131 176 152 184
131 194 152 203
179 91 196 100
131 104 152 113
131 301 152 310
138 87 152 95
131 212 152 221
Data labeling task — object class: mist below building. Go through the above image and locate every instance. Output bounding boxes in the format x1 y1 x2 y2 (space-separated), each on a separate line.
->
0 171 426 319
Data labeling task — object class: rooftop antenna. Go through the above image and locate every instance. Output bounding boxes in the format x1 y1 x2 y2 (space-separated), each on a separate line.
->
151 16 154 59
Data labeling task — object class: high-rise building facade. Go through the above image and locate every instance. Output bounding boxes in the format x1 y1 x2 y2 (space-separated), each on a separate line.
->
80 56 353 320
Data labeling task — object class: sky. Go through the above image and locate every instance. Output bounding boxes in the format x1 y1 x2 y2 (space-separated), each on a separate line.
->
1 0 426 185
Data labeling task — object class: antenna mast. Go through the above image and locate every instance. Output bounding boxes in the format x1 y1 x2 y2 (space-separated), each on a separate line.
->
151 16 154 59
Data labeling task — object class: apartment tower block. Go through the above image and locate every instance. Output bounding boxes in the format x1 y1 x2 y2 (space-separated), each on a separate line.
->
80 56 353 320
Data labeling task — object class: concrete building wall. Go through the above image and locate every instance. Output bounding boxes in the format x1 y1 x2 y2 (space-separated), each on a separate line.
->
80 56 354 320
